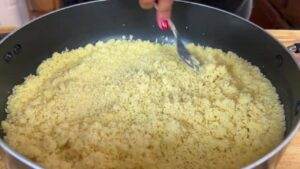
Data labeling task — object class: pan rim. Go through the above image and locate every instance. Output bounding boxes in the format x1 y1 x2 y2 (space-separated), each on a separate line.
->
0 0 299 168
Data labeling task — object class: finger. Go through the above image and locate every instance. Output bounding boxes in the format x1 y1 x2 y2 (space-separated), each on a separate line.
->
139 0 155 9
156 0 173 19
156 0 173 30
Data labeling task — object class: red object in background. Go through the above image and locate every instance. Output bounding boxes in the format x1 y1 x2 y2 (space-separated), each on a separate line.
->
250 0 300 29
250 0 290 29
270 0 300 28
27 0 61 19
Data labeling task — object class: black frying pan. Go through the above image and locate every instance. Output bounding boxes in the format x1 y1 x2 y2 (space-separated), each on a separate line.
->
0 0 299 168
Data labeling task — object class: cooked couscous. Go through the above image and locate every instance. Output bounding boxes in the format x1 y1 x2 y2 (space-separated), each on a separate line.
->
2 40 285 169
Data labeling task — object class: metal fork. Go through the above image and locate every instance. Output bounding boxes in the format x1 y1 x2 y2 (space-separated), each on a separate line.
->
168 20 201 71
154 3 200 71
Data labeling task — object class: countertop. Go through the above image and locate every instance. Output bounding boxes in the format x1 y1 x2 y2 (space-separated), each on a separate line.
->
0 28 299 168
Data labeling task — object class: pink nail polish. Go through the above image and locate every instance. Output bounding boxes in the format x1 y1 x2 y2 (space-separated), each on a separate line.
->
159 19 169 31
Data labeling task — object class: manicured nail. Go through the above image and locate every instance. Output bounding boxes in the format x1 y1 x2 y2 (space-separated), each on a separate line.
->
159 19 169 31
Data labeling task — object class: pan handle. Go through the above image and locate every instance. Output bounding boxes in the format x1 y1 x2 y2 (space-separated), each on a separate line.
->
287 43 300 53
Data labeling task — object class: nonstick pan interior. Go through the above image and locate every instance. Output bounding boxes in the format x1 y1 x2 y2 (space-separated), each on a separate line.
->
0 0 299 152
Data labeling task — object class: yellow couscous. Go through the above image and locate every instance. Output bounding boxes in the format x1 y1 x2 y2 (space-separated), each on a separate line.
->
2 40 285 169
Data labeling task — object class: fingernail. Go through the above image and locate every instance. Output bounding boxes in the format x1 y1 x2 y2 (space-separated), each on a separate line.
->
159 19 169 31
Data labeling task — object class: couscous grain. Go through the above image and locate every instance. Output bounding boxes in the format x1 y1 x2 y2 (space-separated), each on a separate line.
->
2 40 285 169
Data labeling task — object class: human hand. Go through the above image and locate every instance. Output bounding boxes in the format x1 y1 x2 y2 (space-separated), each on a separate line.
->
139 0 174 30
